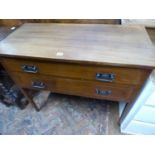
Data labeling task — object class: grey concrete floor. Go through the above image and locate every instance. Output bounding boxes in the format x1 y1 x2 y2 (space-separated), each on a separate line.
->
0 93 121 135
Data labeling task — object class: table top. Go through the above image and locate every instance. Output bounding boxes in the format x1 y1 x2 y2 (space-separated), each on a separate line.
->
0 23 155 69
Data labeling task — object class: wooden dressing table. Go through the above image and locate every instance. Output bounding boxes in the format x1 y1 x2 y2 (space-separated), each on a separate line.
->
0 23 154 122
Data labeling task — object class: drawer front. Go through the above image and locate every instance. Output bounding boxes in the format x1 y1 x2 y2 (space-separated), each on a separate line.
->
10 72 135 102
134 106 155 124
2 58 150 85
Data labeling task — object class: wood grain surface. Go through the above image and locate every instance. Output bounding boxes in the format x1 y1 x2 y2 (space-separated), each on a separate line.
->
10 71 135 102
0 23 154 68
0 19 121 26
2 58 150 85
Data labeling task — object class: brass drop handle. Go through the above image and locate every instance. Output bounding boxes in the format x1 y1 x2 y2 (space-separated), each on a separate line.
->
96 88 112 95
96 73 115 82
32 81 45 89
22 64 38 73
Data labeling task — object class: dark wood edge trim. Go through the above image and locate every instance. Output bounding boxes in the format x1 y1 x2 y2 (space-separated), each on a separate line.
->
1 55 155 70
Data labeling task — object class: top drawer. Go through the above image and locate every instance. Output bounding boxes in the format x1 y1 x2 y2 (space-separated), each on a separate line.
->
2 58 149 85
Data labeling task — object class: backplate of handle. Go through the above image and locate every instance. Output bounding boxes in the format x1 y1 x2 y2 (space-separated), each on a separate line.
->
32 81 45 89
96 73 115 82
22 64 38 73
96 88 112 95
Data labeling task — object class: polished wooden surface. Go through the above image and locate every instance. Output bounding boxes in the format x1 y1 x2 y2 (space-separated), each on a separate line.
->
2 58 150 86
0 23 154 68
0 19 121 26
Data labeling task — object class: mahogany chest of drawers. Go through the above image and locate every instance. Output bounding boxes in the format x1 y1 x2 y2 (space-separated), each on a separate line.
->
0 23 154 122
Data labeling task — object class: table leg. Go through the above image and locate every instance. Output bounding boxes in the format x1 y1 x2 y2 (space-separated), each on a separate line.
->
20 88 41 111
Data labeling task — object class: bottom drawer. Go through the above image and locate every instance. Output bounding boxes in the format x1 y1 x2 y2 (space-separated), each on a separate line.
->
11 72 135 102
